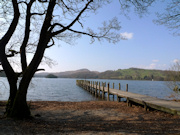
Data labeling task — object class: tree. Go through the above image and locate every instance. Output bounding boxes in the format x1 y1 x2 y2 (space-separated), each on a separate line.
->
166 61 180 93
0 0 155 119
154 0 180 36
0 0 20 117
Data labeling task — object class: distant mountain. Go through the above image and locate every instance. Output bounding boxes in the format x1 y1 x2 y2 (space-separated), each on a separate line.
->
35 68 99 79
35 68 168 81
56 68 99 79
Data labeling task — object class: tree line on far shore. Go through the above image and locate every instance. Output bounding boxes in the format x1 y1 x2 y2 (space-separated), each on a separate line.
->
33 68 174 81
1 67 179 81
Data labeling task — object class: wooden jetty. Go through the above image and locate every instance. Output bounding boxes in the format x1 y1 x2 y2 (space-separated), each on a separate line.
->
76 80 180 115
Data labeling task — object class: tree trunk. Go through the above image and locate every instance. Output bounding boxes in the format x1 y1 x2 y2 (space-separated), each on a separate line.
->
8 91 31 119
5 81 18 115
0 0 20 117
0 47 18 116
7 68 35 119
0 50 18 116
5 0 56 119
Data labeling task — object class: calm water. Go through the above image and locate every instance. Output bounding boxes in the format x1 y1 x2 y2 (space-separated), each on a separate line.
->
0 77 179 101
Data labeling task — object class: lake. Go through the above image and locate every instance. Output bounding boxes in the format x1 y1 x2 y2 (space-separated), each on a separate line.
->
0 77 179 101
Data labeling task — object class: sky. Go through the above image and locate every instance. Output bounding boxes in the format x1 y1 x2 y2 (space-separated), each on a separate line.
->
39 0 180 73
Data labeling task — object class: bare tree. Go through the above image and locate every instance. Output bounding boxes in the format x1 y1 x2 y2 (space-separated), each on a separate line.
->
119 0 155 16
166 61 180 92
154 0 180 36
0 0 155 119
0 0 20 117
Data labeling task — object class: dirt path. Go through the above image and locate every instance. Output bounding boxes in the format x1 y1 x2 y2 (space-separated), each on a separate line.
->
0 101 180 135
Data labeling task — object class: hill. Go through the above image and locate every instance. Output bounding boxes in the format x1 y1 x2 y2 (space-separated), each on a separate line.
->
98 68 167 81
35 68 168 81
35 69 99 79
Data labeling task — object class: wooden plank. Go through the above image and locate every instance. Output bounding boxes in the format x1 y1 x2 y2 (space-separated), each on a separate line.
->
111 88 180 115
77 80 180 115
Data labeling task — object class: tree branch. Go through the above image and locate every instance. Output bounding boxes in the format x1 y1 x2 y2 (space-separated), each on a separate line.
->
38 0 48 3
36 69 45 72
0 0 20 92
31 11 46 16
20 0 36 72
18 1 28 5
52 17 121 43
154 1 180 35
51 0 93 36
6 50 19 58
46 38 55 48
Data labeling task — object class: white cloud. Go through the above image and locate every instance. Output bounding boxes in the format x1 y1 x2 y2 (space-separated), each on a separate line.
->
120 32 133 40
173 59 180 63
138 63 157 69
132 63 167 70
149 63 156 69
130 64 155 70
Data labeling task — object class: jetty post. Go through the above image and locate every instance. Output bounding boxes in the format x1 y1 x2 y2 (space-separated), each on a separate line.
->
102 83 105 99
116 83 120 102
95 82 97 97
85 81 87 90
83 80 85 89
127 97 132 107
126 84 130 105
107 83 110 101
90 81 92 94
88 81 90 92
98 82 101 97
92 81 94 94
87 81 89 91
113 83 115 101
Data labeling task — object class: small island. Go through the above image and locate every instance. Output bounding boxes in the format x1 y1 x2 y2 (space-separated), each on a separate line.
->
45 74 58 78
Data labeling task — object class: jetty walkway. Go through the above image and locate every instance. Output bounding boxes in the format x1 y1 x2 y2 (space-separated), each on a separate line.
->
76 80 180 115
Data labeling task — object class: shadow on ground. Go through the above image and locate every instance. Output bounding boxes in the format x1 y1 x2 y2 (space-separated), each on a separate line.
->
0 101 180 135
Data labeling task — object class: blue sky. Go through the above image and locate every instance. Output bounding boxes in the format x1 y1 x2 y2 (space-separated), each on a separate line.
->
39 0 180 72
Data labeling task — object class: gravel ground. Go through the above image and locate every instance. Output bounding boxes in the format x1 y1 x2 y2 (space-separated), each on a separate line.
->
0 101 180 135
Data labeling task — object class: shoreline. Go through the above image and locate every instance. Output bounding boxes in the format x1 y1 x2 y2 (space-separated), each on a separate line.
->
1 101 180 134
